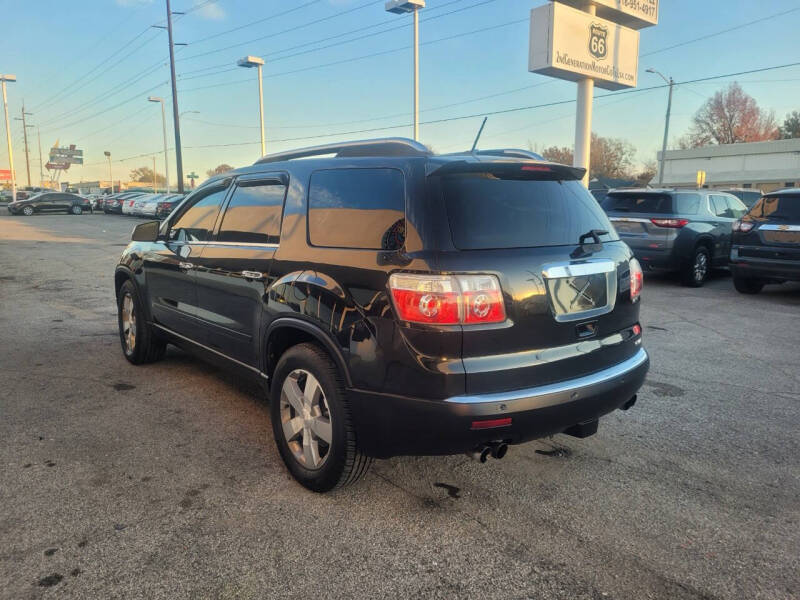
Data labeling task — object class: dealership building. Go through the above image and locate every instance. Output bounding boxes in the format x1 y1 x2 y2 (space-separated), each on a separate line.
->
656 138 800 193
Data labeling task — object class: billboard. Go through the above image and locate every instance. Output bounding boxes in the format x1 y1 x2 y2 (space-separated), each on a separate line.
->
529 2 639 91
48 144 83 168
554 0 658 30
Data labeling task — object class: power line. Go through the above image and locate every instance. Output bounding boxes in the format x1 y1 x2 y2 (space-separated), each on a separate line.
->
180 17 526 92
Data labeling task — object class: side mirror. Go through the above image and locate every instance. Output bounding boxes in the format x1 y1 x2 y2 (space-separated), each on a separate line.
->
131 220 160 242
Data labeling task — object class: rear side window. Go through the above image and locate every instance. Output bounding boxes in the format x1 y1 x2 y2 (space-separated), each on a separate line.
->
710 195 731 217
749 194 800 219
442 175 617 249
217 181 286 244
674 193 701 215
725 195 747 218
602 193 672 214
308 168 405 250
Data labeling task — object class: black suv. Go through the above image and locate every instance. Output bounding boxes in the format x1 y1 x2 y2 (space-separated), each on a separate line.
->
114 138 649 492
730 189 800 293
601 188 748 286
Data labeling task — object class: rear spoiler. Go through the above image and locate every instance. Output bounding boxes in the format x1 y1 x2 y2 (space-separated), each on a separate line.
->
426 160 585 181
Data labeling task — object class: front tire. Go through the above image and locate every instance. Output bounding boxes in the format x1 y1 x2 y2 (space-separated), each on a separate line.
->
70 205 82 215
270 343 371 492
22 206 34 216
733 275 764 294
683 246 710 287
117 280 166 364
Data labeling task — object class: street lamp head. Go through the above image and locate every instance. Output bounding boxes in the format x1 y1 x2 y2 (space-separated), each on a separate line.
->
645 68 655 73
104 151 111 157
237 56 264 68
0 74 17 82
147 96 163 103
385 0 424 14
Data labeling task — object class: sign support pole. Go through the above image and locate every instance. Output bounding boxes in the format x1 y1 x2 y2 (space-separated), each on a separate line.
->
573 2 596 188
1 79 15 203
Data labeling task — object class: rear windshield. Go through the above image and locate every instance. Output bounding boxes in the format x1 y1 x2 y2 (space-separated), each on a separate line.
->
441 175 617 249
748 194 800 220
602 192 701 215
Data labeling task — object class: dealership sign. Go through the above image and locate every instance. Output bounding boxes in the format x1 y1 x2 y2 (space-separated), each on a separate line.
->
47 144 83 171
529 2 640 91
554 0 658 30
0 169 11 181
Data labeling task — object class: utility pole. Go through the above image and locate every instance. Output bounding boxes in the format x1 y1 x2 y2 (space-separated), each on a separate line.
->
1 74 17 202
646 69 674 186
37 127 44 187
165 0 184 192
20 104 31 186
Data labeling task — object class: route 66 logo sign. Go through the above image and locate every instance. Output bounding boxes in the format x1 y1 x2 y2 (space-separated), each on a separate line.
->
589 23 608 60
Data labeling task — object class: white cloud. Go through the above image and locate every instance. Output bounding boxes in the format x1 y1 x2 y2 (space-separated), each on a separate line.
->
194 0 225 20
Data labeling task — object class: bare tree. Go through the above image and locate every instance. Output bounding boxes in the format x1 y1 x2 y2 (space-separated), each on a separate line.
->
684 82 778 147
633 160 657 186
541 134 635 179
130 166 165 186
206 164 234 177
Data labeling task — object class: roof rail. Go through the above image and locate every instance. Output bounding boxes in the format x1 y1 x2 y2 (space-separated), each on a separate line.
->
254 137 431 164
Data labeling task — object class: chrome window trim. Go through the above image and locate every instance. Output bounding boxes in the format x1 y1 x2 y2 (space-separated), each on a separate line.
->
446 348 648 405
759 224 800 232
541 259 615 279
608 217 651 224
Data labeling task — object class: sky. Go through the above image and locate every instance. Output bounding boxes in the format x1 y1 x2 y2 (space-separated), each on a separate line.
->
2 0 800 186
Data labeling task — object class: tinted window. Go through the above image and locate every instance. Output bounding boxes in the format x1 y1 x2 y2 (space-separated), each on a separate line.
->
748 195 800 220
724 195 747 219
218 182 286 244
443 175 617 249
602 193 673 214
674 193 701 215
170 186 228 242
711 195 733 218
308 168 405 250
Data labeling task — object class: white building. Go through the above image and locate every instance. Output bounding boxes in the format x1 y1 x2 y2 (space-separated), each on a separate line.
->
657 138 800 193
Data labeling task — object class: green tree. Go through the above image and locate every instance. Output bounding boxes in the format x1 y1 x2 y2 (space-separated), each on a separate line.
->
779 111 800 139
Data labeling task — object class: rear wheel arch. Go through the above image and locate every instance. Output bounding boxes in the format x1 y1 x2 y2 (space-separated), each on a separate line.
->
264 319 352 387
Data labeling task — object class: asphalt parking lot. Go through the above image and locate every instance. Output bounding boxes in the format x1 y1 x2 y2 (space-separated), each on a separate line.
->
0 212 798 600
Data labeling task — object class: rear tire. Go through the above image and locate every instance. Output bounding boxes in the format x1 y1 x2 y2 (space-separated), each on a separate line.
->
733 275 764 294
117 280 166 364
683 246 710 287
22 205 34 216
270 343 371 492
70 205 82 215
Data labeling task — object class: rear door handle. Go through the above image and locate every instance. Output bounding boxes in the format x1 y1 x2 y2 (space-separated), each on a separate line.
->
241 270 265 281
178 262 194 271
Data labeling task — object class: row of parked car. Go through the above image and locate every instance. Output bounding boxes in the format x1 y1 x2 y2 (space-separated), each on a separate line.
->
101 191 184 219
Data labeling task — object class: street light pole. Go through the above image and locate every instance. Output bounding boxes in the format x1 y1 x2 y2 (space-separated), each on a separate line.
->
148 96 170 193
385 0 425 141
237 56 266 156
647 68 674 186
104 151 113 193
1 74 17 202
37 127 44 187
19 104 32 186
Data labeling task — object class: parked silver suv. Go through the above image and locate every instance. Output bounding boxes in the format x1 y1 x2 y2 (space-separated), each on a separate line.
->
601 188 747 286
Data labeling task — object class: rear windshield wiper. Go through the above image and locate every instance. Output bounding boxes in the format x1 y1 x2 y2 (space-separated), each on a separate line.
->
579 229 608 245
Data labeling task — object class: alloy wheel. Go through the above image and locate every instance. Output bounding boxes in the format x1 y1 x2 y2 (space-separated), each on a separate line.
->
22 206 33 216
279 369 333 470
694 251 708 283
121 293 136 353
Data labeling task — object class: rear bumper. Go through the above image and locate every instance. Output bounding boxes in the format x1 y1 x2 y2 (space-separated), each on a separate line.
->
631 247 682 271
349 347 649 458
731 256 800 281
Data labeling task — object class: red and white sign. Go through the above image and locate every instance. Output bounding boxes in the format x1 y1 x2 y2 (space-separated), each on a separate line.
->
0 169 11 181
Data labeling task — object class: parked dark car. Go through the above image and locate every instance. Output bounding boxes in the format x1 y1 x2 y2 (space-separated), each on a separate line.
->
721 188 763 209
7 192 92 216
103 191 145 214
730 189 800 293
155 193 183 219
601 188 747 286
114 138 649 492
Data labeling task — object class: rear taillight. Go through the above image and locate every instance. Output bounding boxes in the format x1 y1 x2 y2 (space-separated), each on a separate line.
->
388 273 506 325
629 258 643 303
650 218 689 228
733 220 754 233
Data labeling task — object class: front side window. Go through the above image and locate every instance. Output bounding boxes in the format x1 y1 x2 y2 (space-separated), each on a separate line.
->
308 168 405 250
217 181 286 244
724 195 747 219
169 186 228 242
